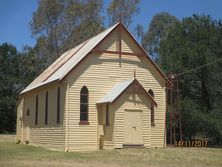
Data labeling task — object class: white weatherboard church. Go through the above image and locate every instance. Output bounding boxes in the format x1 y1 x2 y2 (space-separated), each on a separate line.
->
16 22 168 151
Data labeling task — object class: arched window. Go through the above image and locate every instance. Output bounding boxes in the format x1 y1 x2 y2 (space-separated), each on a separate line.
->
57 87 60 124
26 109 30 116
148 89 154 98
148 89 155 126
106 104 109 126
80 86 89 124
45 91 48 125
35 95 38 125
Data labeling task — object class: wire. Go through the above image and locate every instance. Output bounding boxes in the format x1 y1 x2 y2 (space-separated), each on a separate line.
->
176 57 222 77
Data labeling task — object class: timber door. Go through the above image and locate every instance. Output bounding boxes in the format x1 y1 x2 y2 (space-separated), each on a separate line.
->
124 110 142 144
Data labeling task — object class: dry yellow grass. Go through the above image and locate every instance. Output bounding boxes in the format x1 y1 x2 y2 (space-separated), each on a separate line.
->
0 135 221 167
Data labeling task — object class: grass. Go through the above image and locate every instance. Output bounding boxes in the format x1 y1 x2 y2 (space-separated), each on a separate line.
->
0 135 222 167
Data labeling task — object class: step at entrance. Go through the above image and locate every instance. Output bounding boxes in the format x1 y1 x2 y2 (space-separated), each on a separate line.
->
123 144 145 148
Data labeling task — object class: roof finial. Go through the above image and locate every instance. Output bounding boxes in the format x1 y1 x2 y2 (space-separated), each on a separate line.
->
134 68 136 79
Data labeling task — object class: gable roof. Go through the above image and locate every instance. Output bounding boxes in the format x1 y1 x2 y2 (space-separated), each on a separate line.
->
97 79 157 106
21 22 168 94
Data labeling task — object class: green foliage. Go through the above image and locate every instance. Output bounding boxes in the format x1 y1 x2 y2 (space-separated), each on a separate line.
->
0 43 40 133
0 0 141 134
159 15 222 145
31 0 141 66
107 0 140 27
134 24 144 43
142 12 178 60
31 0 104 66
18 46 43 89
0 43 19 132
1 1 221 147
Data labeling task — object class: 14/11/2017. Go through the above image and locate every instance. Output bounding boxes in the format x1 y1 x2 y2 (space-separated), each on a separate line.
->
176 140 208 147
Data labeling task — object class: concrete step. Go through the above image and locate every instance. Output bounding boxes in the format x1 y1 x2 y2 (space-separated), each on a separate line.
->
123 144 145 148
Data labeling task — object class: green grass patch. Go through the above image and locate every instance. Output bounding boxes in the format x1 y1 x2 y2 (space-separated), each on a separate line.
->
0 135 222 167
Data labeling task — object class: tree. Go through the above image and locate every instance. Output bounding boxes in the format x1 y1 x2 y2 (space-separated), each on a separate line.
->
18 46 43 89
142 12 178 60
134 24 144 43
107 0 140 27
0 43 40 133
159 15 222 145
31 0 104 66
0 43 18 133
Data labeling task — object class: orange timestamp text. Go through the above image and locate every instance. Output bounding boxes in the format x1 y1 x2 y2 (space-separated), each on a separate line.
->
176 140 208 147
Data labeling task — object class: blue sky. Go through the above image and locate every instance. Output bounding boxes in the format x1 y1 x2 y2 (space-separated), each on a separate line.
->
0 0 222 51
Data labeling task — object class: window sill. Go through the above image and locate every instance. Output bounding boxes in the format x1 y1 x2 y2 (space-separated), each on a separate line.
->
79 121 89 125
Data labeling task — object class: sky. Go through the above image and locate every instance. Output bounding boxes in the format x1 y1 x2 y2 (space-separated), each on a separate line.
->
0 0 222 51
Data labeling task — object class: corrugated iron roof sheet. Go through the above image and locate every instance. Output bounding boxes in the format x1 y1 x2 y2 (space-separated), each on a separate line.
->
97 79 134 104
21 22 168 94
21 22 119 94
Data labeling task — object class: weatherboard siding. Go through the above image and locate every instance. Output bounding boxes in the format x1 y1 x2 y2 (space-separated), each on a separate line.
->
98 28 143 54
121 30 143 54
65 28 166 150
119 29 165 148
110 90 151 148
67 58 165 150
18 24 166 151
97 28 118 51
101 104 115 149
16 98 24 141
21 83 66 150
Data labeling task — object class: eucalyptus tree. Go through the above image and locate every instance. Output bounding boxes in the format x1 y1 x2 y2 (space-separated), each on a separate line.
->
159 15 222 145
142 12 178 60
31 0 104 66
107 0 140 27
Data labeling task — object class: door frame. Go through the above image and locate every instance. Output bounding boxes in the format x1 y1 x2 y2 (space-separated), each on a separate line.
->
124 109 142 145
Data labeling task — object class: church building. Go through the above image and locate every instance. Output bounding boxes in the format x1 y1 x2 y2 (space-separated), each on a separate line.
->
16 22 168 151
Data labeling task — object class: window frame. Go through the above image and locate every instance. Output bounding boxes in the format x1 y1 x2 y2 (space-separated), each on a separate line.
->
151 105 155 126
79 86 89 125
148 89 155 126
106 103 110 126
45 91 48 125
57 87 60 124
148 89 154 98
26 109 30 116
35 95 38 125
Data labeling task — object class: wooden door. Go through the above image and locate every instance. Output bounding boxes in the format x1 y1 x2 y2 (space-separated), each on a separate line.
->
124 110 142 144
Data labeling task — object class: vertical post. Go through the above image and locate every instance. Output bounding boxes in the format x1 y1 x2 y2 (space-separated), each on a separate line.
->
164 84 168 147
176 76 183 143
97 105 100 150
172 74 176 145
170 76 173 145
172 75 176 146
65 82 70 152
21 98 24 143
173 100 176 145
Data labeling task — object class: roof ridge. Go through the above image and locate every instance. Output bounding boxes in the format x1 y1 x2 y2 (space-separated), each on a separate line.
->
21 22 120 94
97 78 157 106
42 23 120 83
20 22 169 94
